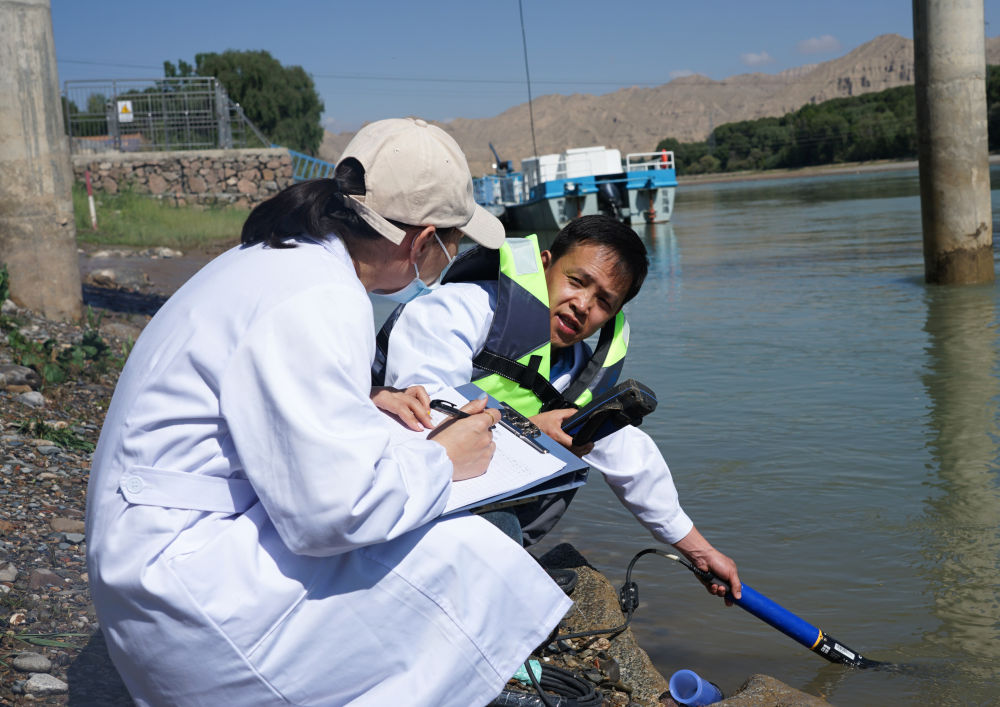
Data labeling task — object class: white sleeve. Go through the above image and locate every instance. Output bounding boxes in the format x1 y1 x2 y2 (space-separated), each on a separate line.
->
383 283 495 394
583 425 694 544
220 284 453 557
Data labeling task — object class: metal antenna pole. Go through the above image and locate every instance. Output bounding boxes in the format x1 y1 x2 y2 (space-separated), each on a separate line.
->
518 0 540 186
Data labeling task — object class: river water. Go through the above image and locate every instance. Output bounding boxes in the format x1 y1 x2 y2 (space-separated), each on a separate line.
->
499 168 1000 707
82 164 999 703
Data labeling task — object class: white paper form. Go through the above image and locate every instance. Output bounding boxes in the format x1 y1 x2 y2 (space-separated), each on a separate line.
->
390 387 567 514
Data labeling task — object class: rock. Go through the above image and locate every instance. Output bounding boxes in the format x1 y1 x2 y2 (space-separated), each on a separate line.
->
147 173 168 194
85 268 119 287
0 363 41 388
24 672 68 696
0 561 17 582
37 445 62 456
17 391 46 408
28 568 62 589
63 533 86 544
99 319 144 342
50 517 85 533
13 652 52 673
715 674 832 706
540 544 667 705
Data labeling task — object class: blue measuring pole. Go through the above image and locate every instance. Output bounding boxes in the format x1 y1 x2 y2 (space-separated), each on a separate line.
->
733 582 822 648
670 552 883 669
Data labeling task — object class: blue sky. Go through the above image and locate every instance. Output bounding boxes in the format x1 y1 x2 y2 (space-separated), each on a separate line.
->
52 1 1000 133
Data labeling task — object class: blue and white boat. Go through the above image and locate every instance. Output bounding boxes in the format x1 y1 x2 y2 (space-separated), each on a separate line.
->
473 146 677 231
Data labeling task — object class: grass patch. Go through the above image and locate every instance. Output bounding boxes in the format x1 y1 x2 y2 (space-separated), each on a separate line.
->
14 633 89 649
0 267 125 387
73 181 246 250
13 418 96 452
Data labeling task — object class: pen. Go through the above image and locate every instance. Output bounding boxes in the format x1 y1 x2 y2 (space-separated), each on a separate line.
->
430 399 471 419
429 398 504 436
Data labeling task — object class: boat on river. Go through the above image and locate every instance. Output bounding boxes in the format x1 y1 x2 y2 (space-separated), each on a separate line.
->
473 145 677 231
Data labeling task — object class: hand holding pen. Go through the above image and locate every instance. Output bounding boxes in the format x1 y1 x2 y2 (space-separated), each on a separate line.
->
432 399 549 455
426 397 501 481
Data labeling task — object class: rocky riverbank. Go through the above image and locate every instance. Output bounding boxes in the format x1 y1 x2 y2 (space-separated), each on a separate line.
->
0 253 830 706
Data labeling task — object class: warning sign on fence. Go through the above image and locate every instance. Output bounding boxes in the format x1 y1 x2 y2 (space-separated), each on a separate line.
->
117 100 133 123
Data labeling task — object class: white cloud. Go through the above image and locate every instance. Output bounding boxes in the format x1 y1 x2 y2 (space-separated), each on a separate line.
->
740 51 775 67
796 34 842 54
669 69 695 79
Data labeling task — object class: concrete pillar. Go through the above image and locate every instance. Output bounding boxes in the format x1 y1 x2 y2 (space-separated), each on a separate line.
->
0 0 82 320
913 0 994 285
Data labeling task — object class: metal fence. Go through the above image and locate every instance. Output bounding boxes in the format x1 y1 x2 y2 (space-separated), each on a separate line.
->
63 77 270 155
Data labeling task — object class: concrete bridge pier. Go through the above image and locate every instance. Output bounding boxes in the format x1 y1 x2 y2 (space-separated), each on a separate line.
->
0 0 82 320
913 0 994 285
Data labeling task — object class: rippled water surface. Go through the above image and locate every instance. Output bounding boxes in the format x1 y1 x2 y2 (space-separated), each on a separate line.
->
517 168 1000 706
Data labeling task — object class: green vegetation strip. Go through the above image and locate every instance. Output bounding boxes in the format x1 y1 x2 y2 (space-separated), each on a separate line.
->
72 182 245 250
14 633 90 649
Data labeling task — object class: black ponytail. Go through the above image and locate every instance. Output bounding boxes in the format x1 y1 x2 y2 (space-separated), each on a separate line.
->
241 158 384 248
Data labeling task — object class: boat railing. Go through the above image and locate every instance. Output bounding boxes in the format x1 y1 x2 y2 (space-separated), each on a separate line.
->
625 151 675 171
473 172 528 207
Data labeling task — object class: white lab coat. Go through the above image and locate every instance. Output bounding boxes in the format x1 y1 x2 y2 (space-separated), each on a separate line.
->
382 281 694 544
85 237 571 706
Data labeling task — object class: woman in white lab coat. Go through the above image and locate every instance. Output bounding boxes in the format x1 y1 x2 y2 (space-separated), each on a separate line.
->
85 118 571 706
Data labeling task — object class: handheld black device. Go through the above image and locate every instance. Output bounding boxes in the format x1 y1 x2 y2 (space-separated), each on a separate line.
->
560 379 657 446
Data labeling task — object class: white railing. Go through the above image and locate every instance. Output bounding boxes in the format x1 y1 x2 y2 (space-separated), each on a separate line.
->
625 151 675 171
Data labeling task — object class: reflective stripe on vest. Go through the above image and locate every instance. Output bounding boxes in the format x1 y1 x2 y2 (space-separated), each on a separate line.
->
471 236 553 415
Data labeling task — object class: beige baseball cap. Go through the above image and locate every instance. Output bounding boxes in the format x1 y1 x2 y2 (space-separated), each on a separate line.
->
338 117 505 248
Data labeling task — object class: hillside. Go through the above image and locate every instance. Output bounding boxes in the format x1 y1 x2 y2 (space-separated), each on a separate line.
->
321 34 1000 176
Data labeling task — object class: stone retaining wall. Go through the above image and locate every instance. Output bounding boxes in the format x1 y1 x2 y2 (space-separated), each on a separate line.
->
71 148 295 209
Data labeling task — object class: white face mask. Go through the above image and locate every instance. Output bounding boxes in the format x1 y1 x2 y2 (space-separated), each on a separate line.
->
372 232 455 304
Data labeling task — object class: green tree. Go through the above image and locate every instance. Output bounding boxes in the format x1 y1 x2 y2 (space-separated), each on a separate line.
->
655 79 930 174
655 137 711 174
166 50 324 154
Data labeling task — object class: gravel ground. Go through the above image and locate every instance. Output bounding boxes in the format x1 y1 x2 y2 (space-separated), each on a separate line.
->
0 259 645 706
0 287 150 706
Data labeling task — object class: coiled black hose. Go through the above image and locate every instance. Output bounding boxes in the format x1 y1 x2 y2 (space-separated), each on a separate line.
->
487 664 602 707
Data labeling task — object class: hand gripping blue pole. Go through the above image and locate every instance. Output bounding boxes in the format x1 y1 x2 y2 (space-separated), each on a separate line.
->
666 554 882 669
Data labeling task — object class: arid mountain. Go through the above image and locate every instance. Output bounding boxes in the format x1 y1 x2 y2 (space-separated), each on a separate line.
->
321 33 1000 176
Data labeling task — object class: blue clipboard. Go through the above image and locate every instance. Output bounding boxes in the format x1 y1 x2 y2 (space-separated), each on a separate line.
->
443 383 589 515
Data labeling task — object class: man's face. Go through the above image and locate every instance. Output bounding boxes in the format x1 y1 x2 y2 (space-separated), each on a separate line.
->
541 243 631 349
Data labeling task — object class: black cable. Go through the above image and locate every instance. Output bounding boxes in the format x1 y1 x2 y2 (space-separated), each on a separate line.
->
547 548 670 645
494 549 684 707
489 663 602 707
525 660 557 707
540 666 601 706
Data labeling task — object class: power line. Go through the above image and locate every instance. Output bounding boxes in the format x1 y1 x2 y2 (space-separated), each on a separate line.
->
62 57 926 90
59 58 164 70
